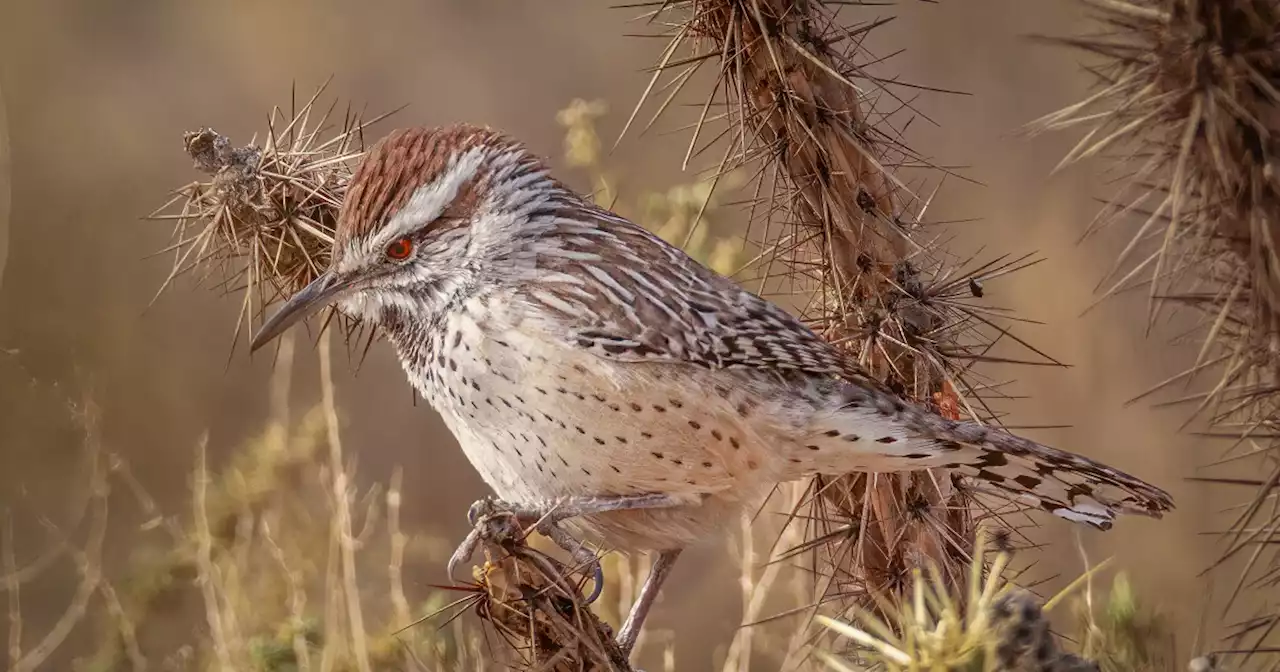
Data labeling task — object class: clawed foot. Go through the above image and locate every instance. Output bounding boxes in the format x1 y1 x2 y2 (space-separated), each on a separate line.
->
447 492 695 661
447 495 606 604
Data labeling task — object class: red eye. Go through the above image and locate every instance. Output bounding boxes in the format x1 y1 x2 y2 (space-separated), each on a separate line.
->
385 237 414 260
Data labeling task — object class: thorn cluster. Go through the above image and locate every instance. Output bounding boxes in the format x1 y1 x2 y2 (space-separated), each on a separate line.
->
148 81 398 355
627 0 1057 619
1031 0 1280 658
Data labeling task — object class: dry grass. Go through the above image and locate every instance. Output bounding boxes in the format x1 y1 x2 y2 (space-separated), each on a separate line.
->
0 75 10 293
1 391 108 672
3 336 504 671
620 0 1058 638
1027 0 1280 663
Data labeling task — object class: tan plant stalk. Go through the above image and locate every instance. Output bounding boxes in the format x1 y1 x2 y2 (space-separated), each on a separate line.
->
1029 0 1280 661
0 77 10 292
193 434 238 672
261 518 313 672
387 468 411 632
625 0 1050 626
4 519 19 672
319 330 373 672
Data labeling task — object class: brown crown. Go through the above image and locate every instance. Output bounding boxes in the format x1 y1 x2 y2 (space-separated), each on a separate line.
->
334 124 520 249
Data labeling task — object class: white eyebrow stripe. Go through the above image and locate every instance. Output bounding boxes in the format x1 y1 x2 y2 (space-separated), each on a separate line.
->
369 145 490 252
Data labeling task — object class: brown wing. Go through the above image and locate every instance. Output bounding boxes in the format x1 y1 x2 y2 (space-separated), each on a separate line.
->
515 201 892 394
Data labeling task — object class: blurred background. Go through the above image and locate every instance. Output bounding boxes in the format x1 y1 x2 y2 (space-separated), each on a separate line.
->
0 1 1216 669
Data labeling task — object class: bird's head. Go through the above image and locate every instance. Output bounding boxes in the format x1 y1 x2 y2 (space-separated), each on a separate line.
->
250 124 558 351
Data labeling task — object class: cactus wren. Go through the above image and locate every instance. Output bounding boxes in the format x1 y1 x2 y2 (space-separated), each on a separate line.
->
251 124 1174 654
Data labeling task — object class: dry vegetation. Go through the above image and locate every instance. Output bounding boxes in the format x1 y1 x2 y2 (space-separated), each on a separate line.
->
5 0 1274 670
1028 0 1280 665
619 1 1059 625
0 76 9 293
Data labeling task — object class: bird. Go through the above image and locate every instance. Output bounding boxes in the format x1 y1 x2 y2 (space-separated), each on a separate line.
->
249 123 1174 657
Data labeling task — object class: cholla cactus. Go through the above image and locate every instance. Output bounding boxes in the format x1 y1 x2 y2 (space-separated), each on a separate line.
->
814 530 1102 672
149 81 397 351
1031 0 1280 661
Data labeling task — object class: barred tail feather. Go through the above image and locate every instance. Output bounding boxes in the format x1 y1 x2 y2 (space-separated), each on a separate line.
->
785 386 1175 531
934 438 1173 530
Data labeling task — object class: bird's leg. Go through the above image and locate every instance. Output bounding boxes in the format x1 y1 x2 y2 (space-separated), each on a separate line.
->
616 548 682 655
498 493 700 526
537 521 607 603
448 493 697 605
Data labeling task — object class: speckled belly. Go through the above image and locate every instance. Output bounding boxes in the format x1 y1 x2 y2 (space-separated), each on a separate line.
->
416 318 787 552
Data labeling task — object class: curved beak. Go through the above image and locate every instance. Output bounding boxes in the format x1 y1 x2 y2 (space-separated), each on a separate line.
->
250 270 353 352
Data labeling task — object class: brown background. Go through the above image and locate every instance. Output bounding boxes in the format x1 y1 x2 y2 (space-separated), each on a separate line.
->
0 1 1219 668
